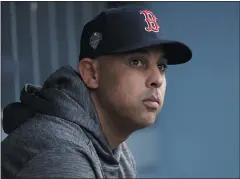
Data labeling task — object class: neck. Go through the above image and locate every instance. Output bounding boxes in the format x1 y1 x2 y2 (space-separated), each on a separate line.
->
90 93 132 149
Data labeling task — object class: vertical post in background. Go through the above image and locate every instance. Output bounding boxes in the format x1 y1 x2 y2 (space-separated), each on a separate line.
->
66 1 77 67
79 2 93 63
93 2 107 17
30 2 40 85
48 2 59 71
10 2 20 101
81 2 93 32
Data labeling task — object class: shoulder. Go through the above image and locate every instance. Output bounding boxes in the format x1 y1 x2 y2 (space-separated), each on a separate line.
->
15 147 101 178
3 113 90 149
2 115 102 178
2 143 102 178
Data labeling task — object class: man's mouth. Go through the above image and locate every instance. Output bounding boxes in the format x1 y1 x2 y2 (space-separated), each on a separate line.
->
142 96 160 109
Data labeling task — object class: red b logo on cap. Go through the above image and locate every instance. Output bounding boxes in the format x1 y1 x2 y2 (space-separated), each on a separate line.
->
140 10 160 32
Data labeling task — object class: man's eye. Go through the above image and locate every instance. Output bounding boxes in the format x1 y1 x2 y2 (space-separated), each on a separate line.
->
158 64 167 72
130 59 144 67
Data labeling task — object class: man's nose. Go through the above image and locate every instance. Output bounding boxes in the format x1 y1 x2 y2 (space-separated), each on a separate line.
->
146 66 164 89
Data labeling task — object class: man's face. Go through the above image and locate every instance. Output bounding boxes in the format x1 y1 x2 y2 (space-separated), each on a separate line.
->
95 47 167 131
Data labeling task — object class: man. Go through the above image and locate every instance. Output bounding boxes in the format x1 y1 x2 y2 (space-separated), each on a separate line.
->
1 5 192 178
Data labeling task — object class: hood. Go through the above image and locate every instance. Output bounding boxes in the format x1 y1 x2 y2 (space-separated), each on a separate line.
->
2 66 121 163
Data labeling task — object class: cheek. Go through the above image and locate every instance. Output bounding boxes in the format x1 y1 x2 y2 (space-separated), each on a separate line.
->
113 75 143 104
160 79 167 102
106 69 145 106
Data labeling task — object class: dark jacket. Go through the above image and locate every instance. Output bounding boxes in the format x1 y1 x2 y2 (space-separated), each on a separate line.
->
1 66 137 179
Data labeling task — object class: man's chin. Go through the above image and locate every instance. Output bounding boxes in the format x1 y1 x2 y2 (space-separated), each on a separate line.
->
134 116 157 130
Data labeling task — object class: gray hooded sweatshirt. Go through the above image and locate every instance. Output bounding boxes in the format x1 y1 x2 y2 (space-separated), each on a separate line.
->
1 66 137 179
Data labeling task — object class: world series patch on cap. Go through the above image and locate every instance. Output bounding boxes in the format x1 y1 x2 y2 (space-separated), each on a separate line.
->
79 5 192 65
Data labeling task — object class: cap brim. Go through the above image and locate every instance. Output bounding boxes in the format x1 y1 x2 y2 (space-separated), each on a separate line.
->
110 39 192 65
158 40 192 65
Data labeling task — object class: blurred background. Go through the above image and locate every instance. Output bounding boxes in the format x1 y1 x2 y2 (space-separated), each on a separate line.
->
1 1 239 178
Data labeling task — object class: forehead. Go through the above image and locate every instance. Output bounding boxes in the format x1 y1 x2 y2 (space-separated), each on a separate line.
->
114 46 167 65
119 46 165 56
96 46 166 65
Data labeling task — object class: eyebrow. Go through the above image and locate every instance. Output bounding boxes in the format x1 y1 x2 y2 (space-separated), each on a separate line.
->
129 49 167 64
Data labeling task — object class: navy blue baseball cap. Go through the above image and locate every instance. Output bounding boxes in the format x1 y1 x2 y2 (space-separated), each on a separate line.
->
79 6 192 65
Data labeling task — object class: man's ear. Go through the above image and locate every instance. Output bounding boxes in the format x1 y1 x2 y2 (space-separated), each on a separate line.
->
78 58 99 89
